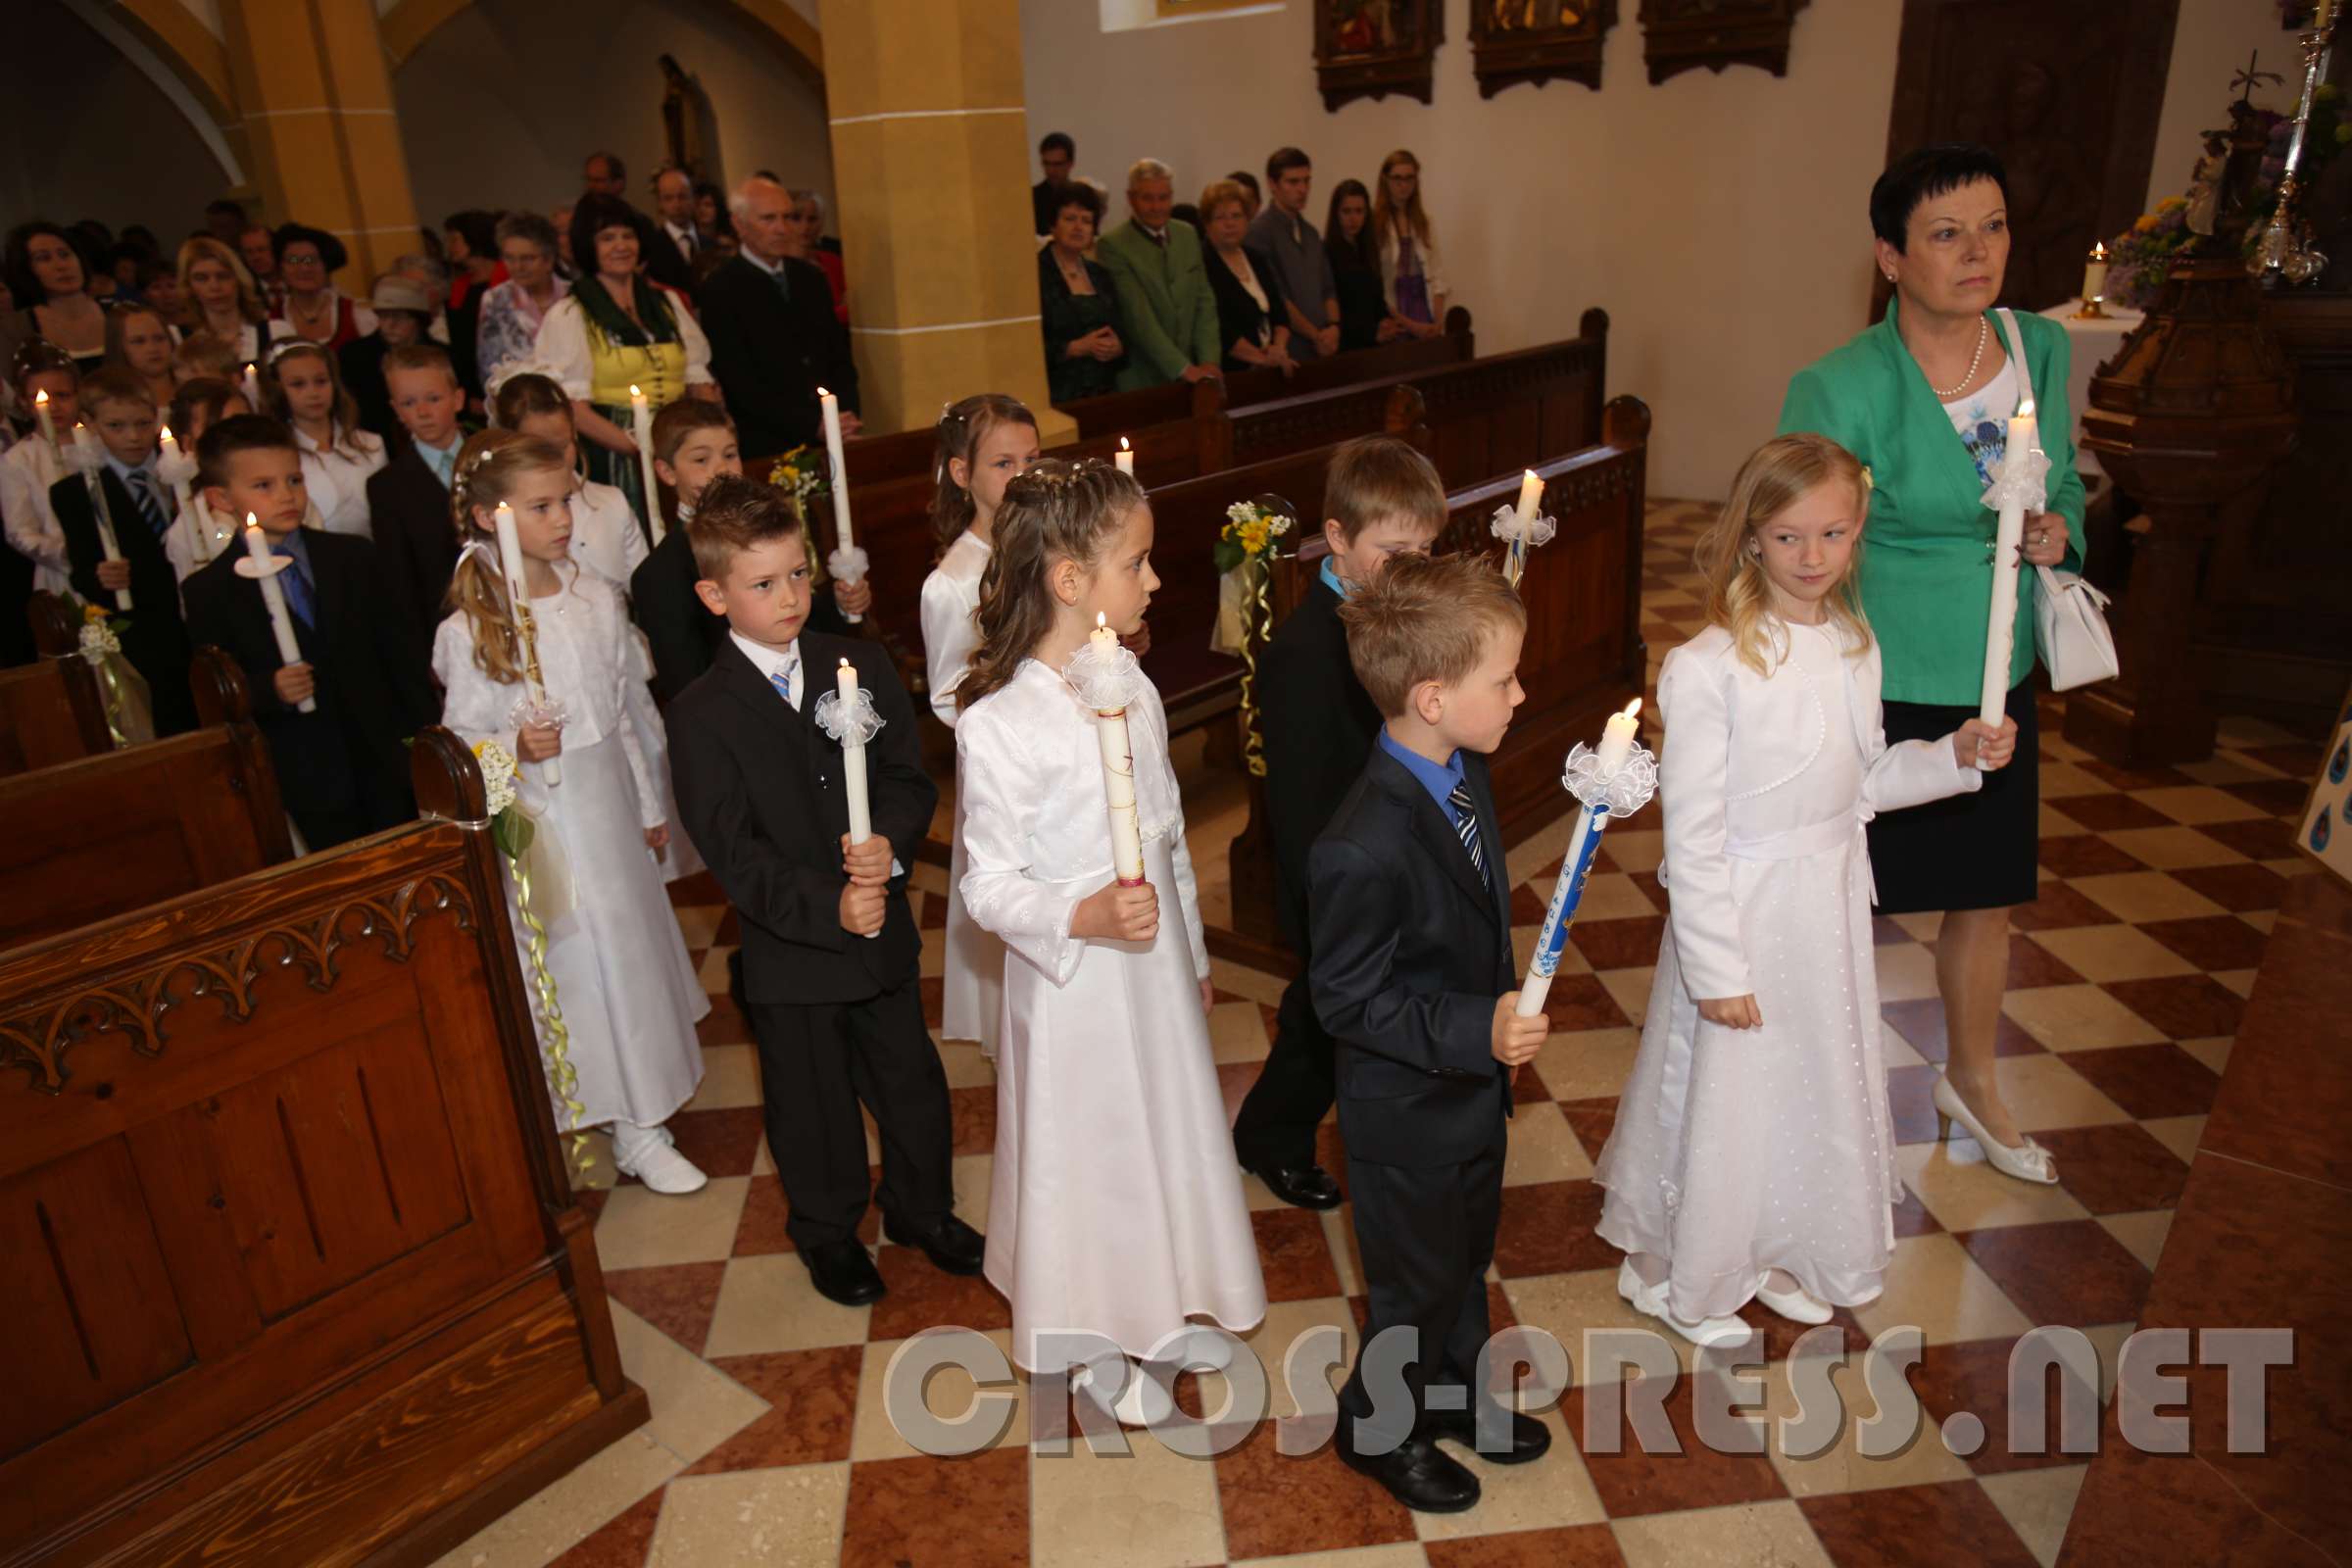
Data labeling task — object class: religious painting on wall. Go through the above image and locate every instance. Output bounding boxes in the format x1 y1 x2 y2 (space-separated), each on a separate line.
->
2298 681 2352 889
1637 0 1810 86
1471 0 1619 97
1313 0 1444 113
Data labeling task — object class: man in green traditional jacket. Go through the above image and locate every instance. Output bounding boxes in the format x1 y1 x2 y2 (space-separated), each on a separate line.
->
1097 158 1224 393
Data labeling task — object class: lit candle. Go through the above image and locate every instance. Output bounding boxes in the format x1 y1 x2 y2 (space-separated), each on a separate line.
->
836 657 872 845
75 422 130 612
241 362 262 412
242 515 315 712
1115 436 1134 475
158 425 199 553
1088 612 1147 886
1979 400 2037 740
629 383 662 546
32 389 57 455
1514 468 1544 528
2082 242 2110 306
817 385 861 624
1517 698 1650 1018
497 500 562 785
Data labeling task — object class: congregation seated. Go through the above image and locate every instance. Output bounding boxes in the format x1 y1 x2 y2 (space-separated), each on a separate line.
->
1037 180 1125 404
1200 179 1296 376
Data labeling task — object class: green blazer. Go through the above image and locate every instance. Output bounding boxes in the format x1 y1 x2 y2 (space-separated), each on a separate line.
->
1778 300 2086 708
1097 218 1221 391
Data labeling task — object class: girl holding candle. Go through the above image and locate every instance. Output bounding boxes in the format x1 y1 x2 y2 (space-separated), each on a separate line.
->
265 342 387 539
1778 143 2081 1185
1 345 79 633
1593 434 2016 1345
955 459 1264 1421
435 429 710 1194
922 393 1042 1057
493 370 647 587
160 378 251 581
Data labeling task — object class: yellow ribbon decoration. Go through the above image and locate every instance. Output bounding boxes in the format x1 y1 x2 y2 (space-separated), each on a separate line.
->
508 848 592 1171
1235 555 1273 779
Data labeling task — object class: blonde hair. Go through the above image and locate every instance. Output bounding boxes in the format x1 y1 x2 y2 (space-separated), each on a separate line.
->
957 459 1144 712
1339 551 1525 717
446 429 576 685
1696 433 1874 677
172 331 239 382
1199 179 1251 224
175 236 268 325
1372 149 1433 248
930 392 1038 551
264 340 368 460
1127 157 1174 189
1326 435 1446 545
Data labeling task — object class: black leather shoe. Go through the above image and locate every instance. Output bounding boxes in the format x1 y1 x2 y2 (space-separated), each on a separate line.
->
802 1239 887 1305
883 1212 986 1276
1335 1435 1480 1513
1246 1162 1343 1210
1424 1404 1552 1464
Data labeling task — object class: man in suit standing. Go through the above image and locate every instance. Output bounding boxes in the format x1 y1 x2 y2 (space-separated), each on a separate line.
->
1097 159 1223 392
647 165 707 292
1309 552 1552 1514
698 175 860 459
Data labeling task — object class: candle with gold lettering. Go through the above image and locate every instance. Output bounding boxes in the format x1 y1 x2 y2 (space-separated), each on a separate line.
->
629 383 662 545
2082 242 2110 307
1115 436 1134 475
1089 612 1147 885
498 500 563 785
242 516 315 711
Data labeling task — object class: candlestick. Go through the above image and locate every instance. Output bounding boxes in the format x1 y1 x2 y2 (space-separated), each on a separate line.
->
2081 243 2109 316
32 389 58 456
1068 612 1148 886
1978 401 2041 742
74 423 131 612
629 383 663 546
241 362 262 412
816 385 865 623
812 657 889 940
241 516 316 712
497 501 563 785
1115 436 1134 475
1516 701 1657 1018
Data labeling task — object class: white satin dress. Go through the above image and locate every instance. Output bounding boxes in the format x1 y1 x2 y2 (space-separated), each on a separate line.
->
958 658 1267 1371
1593 620 1980 1320
921 528 1004 1056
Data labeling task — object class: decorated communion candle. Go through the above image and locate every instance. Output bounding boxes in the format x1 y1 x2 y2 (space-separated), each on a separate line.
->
1089 612 1147 885
629 383 663 545
1979 399 2037 736
1514 468 1544 528
497 501 562 785
837 657 872 846
243 516 315 712
1516 699 1644 1018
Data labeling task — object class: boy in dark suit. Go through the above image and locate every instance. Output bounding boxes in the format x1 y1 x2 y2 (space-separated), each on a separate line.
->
49 368 197 734
1310 551 1552 1513
666 476 978 1307
183 415 437 851
365 342 472 667
1235 437 1447 1210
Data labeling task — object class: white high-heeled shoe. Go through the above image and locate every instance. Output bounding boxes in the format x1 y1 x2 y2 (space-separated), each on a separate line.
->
1934 1074 2058 1185
1617 1260 1750 1349
1753 1275 1834 1325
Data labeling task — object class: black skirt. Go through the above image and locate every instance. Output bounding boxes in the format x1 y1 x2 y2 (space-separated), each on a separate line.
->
1867 679 2039 914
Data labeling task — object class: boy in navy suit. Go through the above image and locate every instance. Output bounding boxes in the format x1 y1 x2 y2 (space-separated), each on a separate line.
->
1309 552 1552 1513
365 342 472 666
183 415 436 851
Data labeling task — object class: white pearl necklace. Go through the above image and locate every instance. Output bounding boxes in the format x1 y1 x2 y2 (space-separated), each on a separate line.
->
1930 316 1989 400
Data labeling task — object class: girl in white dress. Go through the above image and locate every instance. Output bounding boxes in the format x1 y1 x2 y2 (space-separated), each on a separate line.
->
1 345 76 598
956 459 1265 1420
434 430 710 1195
265 342 385 538
1593 434 2017 1345
921 393 1041 1058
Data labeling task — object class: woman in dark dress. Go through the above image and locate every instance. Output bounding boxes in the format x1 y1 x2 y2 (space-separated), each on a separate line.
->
1200 179 1295 376
1324 179 1399 353
1037 182 1124 405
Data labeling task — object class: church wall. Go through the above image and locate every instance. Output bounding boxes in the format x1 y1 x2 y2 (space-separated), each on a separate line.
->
2148 0 2296 214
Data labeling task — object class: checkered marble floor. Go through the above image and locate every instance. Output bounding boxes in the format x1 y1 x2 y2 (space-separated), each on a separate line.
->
430 498 2326 1568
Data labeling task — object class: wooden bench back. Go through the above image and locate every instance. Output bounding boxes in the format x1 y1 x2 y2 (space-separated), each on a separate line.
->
0 596 114 775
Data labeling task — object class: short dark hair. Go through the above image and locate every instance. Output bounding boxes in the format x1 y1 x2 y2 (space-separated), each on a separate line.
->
1266 146 1311 182
271 221 349 273
205 199 246 222
1039 131 1074 159
1870 143 2010 252
1054 181 1104 225
5 220 88 307
688 474 801 583
1227 171 1261 199
195 412 298 490
442 209 500 258
569 194 652 276
585 149 626 182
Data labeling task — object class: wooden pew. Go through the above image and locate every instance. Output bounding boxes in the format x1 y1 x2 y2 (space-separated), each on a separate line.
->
1218 395 1653 960
0 648 291 953
0 729 645 1567
1 596 114 775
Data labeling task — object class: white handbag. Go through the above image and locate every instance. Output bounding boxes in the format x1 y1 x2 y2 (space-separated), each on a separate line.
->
1993 308 2120 693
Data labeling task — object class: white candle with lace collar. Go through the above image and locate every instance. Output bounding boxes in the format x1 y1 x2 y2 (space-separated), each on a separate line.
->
1979 398 2037 736
836 657 872 845
629 383 663 546
1087 612 1147 885
1516 699 1646 1018
243 516 315 712
818 385 863 624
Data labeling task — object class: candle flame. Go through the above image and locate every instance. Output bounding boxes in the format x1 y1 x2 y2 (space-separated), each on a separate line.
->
816 385 831 398
2090 241 2108 261
1623 698 1642 719
245 514 259 532
159 425 172 443
628 383 642 398
496 500 513 514
2019 399 2035 418
1526 468 1540 481
1096 612 1107 628
1119 436 1132 452
839 657 852 669
33 390 46 406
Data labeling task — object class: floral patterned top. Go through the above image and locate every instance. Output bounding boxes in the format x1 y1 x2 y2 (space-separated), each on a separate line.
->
1941 356 2020 490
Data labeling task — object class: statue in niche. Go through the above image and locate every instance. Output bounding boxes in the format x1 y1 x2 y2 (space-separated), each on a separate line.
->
2186 131 2229 237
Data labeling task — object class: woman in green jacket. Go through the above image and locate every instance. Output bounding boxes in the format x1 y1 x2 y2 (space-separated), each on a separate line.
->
1779 144 2084 1187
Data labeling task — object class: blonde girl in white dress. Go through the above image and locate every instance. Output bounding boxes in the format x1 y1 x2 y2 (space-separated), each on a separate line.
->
920 393 1041 1058
1593 434 2018 1346
956 459 1265 1422
433 429 710 1195
265 341 385 539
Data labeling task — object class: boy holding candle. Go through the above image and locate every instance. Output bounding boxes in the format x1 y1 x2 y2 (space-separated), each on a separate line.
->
1234 435 1446 1211
49 368 199 734
664 476 973 1306
183 415 437 850
1308 550 1551 1513
366 342 474 666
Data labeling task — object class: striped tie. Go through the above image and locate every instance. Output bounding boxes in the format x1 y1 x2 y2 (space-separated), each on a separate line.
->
1449 780 1491 893
126 468 169 537
767 656 801 711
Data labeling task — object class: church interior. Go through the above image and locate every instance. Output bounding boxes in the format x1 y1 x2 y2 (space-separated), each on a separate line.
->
2 1 2349 1565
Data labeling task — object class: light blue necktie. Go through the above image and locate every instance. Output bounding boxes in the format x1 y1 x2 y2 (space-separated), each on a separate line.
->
767 655 800 711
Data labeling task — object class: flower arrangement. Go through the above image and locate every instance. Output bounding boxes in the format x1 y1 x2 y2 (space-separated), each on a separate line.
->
76 599 122 660
768 444 829 510
1214 499 1293 574
472 738 527 854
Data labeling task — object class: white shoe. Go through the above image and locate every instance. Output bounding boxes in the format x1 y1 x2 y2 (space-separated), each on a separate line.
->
1076 1359 1173 1429
1933 1074 2058 1185
1616 1260 1750 1349
612 1124 709 1196
1753 1277 1834 1326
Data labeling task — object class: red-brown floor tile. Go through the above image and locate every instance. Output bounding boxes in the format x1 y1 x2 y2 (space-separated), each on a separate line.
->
1540 973 1632 1031
548 1485 665 1568
1493 1179 1618 1278
1562 1096 1619 1162
918 891 947 929
1560 1373 1788 1517
1882 998 2043 1061
868 1241 1014 1340
1909 1335 2107 1476
1511 1062 1552 1103
838 1444 1029 1568
1799 1479 2041 1566
1887 1063 1948 1145
664 1104 767 1179
1890 1182 1943 1238
2137 915 2272 973
687 1345 863 1472
715 907 742 944
2169 859 2290 913
2007 880 2126 932
2032 1122 2190 1215
2060 1419 2340 1566
1424 1523 1631 1567
2002 933 2086 990
949 1084 996 1157
666 870 724 905
2226 771 2318 813
1212 1417 1418 1559
604 1261 728 1356
2036 834 2147 877
694 994 752 1049
2192 813 2299 862
1511 881 1551 924
1627 870 1669 912
1955 1219 2150 1328
2080 760 2197 792
2100 975 2247 1044
1732 1293 1870 1362
1253 1206 1345 1302
2061 1041 2225 1119
730 1173 882 1256
2049 793 2175 833
1571 914 1668 972
919 975 945 1030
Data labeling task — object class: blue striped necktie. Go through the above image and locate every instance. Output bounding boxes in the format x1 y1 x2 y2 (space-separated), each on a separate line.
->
1449 780 1490 893
767 654 801 711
